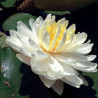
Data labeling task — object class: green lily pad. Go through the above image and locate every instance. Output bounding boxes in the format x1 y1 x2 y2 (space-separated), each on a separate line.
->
0 47 29 98
0 0 16 8
3 13 37 31
44 11 71 15
0 31 8 48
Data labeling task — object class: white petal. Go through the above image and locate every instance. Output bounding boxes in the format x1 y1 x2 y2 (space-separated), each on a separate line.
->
61 32 87 52
76 44 93 53
35 16 43 25
59 61 78 76
66 24 76 40
81 63 97 72
87 55 96 61
29 18 39 42
60 18 66 24
29 18 35 31
55 53 86 65
9 30 32 47
35 50 49 60
59 33 73 52
62 79 80 88
38 22 47 42
31 50 49 61
31 57 49 72
32 56 73 80
19 48 31 57
31 58 63 80
52 80 64 95
9 29 18 36
34 16 43 33
77 48 92 54
16 54 31 65
17 21 32 36
74 32 87 45
6 36 22 52
49 56 64 74
44 14 51 22
51 15 55 25
23 38 49 60
78 73 88 86
68 39 91 53
62 20 69 28
76 62 97 72
39 76 55 88
62 75 83 88
56 53 97 72
42 31 50 51
15 33 30 45
14 35 41 57
28 38 40 50
45 68 64 80
57 53 87 62
18 38 47 58
6 35 32 57
70 62 97 72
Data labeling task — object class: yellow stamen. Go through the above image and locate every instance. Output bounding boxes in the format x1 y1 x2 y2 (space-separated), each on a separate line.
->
46 22 75 53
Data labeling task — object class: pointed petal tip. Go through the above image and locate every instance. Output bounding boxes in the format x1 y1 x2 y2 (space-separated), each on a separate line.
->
16 54 23 62
92 64 97 72
93 69 98 72
17 21 22 24
29 18 35 22
84 82 88 86
45 85 51 88
52 80 64 95
75 85 80 88
39 76 55 88
76 82 88 88
72 24 76 28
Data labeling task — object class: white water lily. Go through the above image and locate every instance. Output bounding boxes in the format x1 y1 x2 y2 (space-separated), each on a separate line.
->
6 14 97 95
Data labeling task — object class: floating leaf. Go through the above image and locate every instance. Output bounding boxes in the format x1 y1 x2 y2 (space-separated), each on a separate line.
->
44 11 71 15
3 13 37 31
0 31 8 48
0 48 29 98
0 0 16 8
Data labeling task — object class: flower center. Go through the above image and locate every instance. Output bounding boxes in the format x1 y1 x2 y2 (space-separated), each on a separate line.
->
47 23 64 52
41 22 76 54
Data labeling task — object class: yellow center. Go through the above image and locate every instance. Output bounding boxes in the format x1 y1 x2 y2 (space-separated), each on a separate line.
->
47 22 66 52
42 22 76 53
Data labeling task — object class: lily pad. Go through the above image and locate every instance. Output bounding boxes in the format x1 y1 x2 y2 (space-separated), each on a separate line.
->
3 13 37 31
0 0 16 8
0 47 29 98
44 11 71 15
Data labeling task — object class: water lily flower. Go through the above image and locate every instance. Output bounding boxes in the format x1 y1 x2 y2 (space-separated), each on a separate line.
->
6 14 97 95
